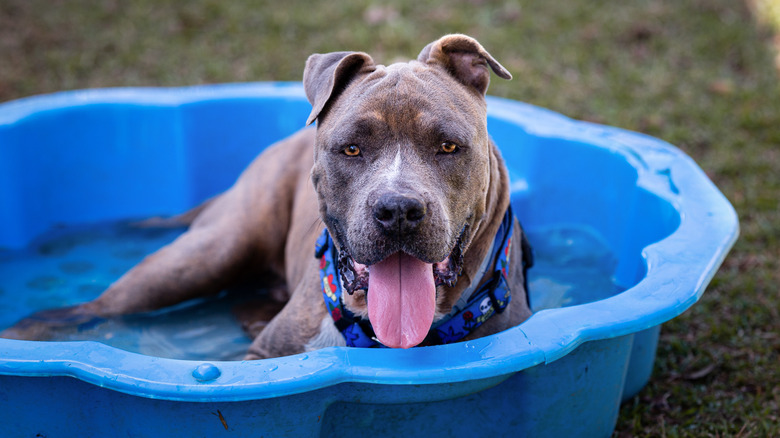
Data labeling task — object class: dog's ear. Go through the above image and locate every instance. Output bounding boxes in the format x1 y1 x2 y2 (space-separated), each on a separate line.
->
418 34 511 95
303 51 375 125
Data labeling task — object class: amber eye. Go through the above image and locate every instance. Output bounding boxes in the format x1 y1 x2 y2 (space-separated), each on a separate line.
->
440 141 459 154
344 145 361 156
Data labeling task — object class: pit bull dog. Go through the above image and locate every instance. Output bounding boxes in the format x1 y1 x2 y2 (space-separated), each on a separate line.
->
2 34 533 359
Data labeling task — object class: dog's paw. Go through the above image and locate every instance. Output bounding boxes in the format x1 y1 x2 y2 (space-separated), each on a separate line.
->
0 305 103 341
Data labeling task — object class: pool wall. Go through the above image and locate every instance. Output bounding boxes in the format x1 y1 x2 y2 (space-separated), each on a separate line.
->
0 83 738 437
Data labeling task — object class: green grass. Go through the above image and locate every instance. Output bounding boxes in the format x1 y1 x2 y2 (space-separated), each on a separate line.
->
1 1 778 436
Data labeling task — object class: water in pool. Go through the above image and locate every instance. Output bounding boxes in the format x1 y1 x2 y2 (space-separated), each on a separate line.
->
0 220 624 361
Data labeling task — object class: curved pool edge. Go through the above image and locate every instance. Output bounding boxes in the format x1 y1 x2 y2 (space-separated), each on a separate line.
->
0 83 739 402
0 329 544 403
0 82 308 127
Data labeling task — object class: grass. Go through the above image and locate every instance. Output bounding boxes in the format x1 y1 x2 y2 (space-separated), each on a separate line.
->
1 0 779 436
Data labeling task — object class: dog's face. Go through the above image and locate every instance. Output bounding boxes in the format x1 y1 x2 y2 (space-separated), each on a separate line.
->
305 35 511 348
314 63 489 267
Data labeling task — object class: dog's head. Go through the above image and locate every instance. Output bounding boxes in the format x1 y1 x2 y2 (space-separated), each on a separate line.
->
305 34 511 348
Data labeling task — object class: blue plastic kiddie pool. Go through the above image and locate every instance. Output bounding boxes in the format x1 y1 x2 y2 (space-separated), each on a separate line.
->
0 83 738 437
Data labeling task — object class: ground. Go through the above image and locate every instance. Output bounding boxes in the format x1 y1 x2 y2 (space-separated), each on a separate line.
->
1 1 778 436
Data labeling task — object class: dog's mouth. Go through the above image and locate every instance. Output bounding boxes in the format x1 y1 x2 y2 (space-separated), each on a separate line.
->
336 227 467 349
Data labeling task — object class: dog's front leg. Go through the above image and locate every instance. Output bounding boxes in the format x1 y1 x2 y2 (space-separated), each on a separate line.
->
2 128 317 342
1 209 256 341
244 262 329 359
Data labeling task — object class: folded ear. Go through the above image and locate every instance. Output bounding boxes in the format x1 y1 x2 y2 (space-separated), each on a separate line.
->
417 34 512 95
303 51 375 125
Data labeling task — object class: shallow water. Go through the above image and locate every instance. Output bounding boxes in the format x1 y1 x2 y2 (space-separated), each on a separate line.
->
526 225 625 311
0 221 624 360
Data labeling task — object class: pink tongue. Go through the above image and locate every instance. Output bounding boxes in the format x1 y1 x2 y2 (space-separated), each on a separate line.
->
367 252 436 349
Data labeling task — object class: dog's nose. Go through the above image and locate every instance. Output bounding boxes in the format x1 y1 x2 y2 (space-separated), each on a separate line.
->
373 194 426 233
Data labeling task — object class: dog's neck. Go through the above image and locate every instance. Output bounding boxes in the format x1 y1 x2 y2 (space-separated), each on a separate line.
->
432 233 497 322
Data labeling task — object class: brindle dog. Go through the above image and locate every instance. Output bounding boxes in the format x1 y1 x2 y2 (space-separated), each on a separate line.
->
2 34 532 359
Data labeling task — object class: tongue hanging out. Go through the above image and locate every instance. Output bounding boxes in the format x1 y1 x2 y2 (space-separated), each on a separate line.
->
367 252 436 348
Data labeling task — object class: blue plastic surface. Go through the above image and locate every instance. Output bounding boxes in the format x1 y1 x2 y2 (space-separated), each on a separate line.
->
0 83 738 437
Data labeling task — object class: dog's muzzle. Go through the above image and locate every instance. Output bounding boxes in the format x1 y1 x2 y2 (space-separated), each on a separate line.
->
337 223 468 295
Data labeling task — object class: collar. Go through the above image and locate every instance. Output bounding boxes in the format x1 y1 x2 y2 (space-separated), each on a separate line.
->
315 206 529 348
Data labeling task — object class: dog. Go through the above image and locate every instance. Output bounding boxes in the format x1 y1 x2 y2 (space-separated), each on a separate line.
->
2 34 533 359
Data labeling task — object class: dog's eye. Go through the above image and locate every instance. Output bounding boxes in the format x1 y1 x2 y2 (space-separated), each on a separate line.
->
439 141 459 154
343 145 361 157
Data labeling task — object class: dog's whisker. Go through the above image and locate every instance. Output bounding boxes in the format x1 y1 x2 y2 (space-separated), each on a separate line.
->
304 217 324 237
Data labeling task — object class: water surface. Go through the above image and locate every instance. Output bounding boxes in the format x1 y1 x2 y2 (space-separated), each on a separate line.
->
0 221 624 360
